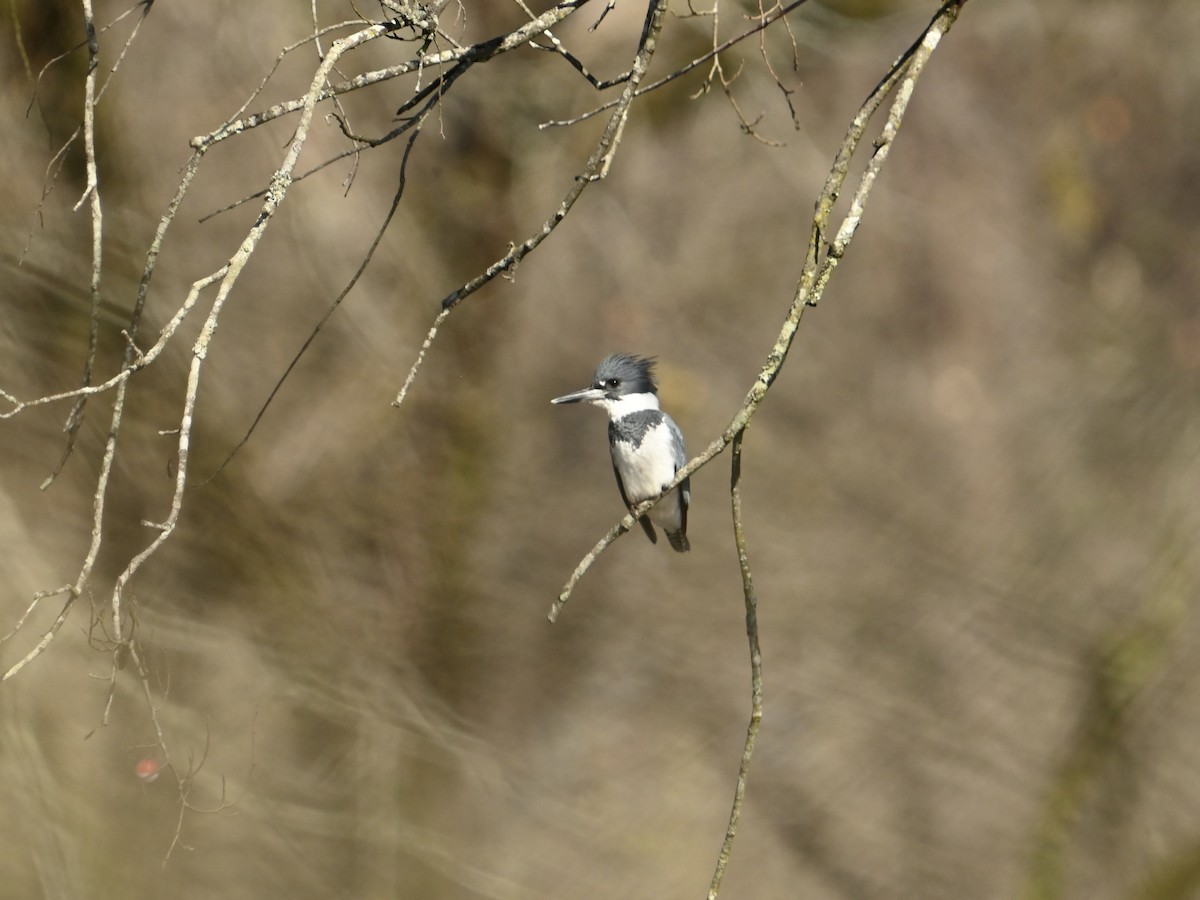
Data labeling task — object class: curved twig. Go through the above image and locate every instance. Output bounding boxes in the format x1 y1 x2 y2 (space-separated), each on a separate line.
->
707 428 764 899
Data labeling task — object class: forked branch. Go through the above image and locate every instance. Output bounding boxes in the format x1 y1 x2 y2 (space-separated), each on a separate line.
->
546 5 971 897
548 0 970 623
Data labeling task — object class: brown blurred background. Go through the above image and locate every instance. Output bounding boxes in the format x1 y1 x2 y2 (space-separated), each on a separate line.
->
2 1 1199 897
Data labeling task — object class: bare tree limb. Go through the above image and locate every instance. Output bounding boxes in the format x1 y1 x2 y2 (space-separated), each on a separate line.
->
190 0 592 151
104 21 397 646
45 0 106 492
205 102 435 481
707 428 764 900
392 0 672 406
540 0 812 130
549 0 972 615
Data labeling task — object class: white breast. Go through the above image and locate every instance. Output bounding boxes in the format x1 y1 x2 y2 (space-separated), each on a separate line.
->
610 424 684 532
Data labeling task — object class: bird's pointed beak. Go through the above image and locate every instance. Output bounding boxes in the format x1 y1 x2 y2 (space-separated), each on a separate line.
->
551 386 604 405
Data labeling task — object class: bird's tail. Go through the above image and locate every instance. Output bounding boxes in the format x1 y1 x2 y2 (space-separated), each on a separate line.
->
665 530 690 553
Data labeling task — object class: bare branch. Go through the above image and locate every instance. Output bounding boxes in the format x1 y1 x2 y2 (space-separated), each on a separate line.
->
105 22 397 644
47 0 106 492
393 0 672 407
707 428 764 900
540 0 811 129
1 587 77 681
518 0 630 92
206 102 436 481
549 0 971 620
190 0 592 152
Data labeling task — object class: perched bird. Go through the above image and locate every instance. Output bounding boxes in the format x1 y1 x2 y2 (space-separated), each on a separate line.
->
552 353 690 552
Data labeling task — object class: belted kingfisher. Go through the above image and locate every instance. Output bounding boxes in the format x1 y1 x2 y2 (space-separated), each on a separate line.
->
552 353 690 552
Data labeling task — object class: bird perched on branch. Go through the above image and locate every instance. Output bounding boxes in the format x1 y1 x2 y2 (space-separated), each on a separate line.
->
552 353 690 552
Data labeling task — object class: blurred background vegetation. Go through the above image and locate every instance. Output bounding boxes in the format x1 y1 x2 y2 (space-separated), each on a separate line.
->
2 0 1199 897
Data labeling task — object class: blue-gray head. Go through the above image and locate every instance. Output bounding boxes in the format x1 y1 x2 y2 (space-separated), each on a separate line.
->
551 354 659 412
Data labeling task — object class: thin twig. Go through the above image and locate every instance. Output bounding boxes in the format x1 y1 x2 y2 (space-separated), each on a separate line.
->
690 0 784 145
205 103 435 481
93 0 154 106
25 0 148 118
20 2 154 266
518 0 631 92
3 22 398 681
708 428 763 899
393 0 672 407
541 0 812 130
47 0 105 492
28 0 156 487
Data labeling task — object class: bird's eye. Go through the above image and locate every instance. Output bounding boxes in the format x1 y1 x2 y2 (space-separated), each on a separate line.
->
606 378 620 388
